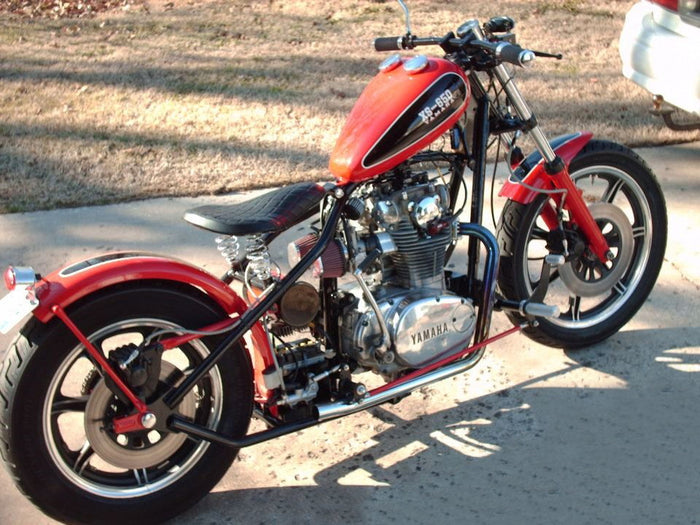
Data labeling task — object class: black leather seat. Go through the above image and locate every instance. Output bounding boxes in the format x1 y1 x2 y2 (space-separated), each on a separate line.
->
184 182 327 235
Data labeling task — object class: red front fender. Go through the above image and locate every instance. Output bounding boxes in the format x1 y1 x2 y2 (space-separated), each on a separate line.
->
499 131 593 204
32 252 275 401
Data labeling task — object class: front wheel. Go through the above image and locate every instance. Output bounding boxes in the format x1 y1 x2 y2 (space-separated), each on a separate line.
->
497 140 667 348
0 285 253 524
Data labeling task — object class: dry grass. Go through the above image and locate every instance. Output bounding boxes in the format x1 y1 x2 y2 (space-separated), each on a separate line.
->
1 0 698 213
0 0 143 19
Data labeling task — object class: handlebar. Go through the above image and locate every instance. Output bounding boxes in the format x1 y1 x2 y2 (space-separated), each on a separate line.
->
374 36 406 52
373 31 536 68
373 35 444 52
473 40 536 67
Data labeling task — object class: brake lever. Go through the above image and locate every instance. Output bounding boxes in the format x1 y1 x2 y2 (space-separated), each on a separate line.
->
533 50 563 60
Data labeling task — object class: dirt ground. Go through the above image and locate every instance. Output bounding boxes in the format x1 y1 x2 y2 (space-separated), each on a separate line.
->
1 0 698 213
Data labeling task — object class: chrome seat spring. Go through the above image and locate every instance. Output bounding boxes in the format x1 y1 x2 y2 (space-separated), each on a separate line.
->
215 235 241 266
246 234 272 281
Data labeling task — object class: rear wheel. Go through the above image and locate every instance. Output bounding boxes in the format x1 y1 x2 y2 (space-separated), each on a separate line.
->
0 285 252 524
497 140 667 348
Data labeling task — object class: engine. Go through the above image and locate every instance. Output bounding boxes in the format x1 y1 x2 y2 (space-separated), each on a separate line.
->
344 289 477 376
289 171 477 378
361 174 453 289
342 174 476 376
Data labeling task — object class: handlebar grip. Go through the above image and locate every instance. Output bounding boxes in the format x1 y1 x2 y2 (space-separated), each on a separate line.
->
495 42 535 67
374 36 404 52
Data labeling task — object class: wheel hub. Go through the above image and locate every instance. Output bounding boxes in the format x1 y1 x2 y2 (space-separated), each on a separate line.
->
558 202 634 298
84 362 195 470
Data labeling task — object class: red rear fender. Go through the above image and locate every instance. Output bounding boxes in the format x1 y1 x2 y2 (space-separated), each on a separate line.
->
33 252 245 321
31 252 275 401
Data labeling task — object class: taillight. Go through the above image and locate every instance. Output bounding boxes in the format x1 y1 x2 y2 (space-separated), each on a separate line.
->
650 0 679 10
652 0 700 24
3 266 37 291
3 267 15 291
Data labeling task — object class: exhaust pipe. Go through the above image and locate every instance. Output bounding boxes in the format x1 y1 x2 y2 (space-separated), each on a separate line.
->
169 349 484 450
171 324 523 449
315 349 484 422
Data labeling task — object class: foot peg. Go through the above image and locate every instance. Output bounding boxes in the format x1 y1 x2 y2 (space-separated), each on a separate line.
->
519 300 560 319
544 253 565 266
494 297 560 319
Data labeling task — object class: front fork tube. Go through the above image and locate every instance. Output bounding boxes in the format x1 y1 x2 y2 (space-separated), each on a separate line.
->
465 96 491 297
492 64 611 263
544 166 612 262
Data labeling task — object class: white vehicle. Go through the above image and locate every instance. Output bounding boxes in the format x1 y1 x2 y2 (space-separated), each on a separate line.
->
619 0 700 130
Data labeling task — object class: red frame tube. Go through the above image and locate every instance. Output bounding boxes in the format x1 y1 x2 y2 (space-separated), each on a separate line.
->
158 317 240 350
51 305 148 415
68 302 525 434
369 325 522 396
156 315 279 406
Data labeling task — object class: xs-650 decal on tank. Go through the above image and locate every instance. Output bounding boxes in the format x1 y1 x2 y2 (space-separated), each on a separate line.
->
330 56 469 182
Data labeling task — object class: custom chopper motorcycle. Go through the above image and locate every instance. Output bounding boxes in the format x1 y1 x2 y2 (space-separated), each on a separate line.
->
0 2 666 523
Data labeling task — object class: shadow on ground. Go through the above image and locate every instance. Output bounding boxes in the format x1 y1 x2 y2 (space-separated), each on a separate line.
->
174 326 700 525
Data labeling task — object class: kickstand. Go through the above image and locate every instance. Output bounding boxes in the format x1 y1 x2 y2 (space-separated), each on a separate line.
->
530 253 565 303
495 254 564 319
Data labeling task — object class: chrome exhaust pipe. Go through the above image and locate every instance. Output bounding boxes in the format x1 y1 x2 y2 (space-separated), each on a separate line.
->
315 349 484 422
169 347 486 449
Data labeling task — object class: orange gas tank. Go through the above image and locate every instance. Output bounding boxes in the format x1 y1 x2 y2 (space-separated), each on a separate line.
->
329 55 470 183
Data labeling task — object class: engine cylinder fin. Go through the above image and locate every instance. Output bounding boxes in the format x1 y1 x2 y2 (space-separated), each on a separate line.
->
387 219 451 288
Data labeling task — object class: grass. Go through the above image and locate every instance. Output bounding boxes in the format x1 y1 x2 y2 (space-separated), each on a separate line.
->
0 0 698 213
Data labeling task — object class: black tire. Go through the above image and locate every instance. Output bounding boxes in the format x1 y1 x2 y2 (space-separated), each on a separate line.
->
0 284 253 524
496 140 667 348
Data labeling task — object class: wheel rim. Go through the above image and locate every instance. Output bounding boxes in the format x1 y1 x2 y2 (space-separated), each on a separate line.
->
42 319 223 499
520 165 653 329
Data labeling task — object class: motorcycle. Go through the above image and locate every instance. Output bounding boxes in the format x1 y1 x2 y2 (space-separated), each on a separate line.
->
0 2 667 523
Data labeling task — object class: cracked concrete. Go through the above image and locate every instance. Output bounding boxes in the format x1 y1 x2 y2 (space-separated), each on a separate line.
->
664 257 700 290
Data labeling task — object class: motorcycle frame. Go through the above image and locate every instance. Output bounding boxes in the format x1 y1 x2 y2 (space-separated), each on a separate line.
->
34 53 611 443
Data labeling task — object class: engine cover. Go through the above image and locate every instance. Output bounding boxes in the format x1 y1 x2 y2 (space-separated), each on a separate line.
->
351 291 477 368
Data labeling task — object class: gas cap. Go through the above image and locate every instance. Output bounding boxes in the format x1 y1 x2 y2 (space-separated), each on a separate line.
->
379 53 402 73
403 55 428 74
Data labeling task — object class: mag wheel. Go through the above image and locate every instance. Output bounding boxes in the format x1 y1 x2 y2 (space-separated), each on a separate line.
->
497 140 667 348
0 285 252 524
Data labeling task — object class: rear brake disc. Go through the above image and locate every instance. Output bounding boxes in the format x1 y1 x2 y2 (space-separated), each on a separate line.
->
84 361 195 470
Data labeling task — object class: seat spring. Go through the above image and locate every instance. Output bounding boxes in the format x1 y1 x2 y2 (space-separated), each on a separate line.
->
215 235 241 266
246 234 272 281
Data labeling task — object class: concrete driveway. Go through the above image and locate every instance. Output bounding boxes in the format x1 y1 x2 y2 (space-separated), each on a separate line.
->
0 143 698 524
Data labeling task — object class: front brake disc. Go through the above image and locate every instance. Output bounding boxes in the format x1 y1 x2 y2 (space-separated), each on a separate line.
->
558 202 634 298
